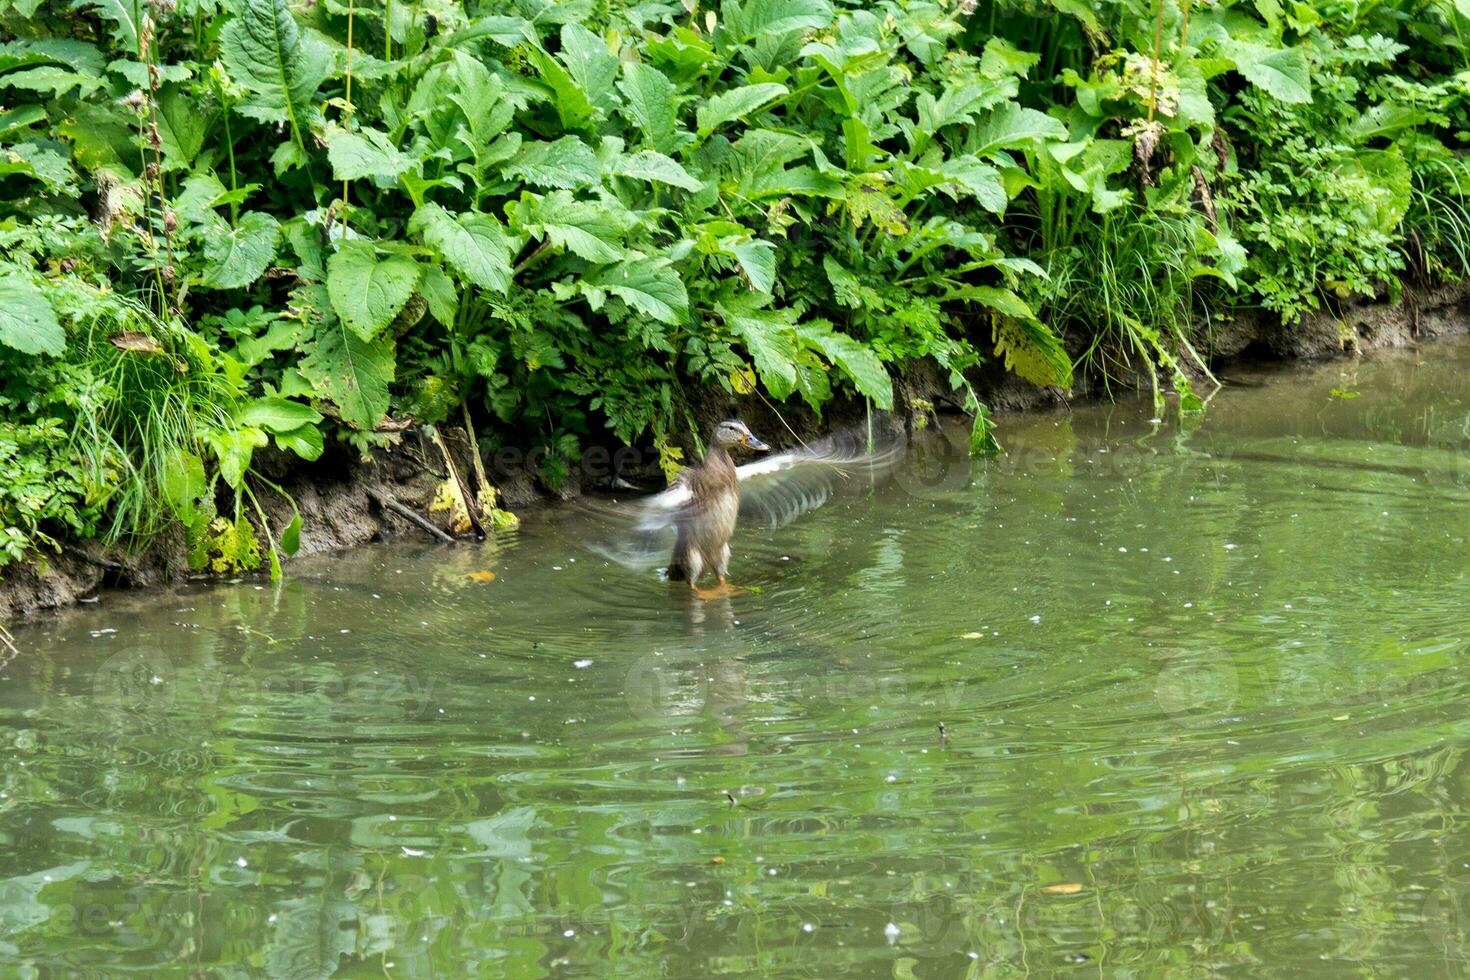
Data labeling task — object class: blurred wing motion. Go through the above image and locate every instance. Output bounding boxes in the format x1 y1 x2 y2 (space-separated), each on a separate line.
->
584 421 904 570
734 423 904 528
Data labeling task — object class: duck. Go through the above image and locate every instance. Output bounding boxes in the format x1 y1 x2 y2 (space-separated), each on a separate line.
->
590 418 905 599
665 420 770 597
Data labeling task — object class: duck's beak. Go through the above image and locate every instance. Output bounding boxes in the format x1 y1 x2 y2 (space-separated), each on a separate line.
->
742 433 770 451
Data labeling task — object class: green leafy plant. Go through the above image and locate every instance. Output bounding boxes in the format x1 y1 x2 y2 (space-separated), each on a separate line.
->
0 0 1465 572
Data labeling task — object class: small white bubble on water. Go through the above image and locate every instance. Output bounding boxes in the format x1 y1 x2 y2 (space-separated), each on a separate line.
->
564 929 575 938
574 659 593 668
885 775 896 783
803 923 815 933
236 858 247 868
884 923 900 944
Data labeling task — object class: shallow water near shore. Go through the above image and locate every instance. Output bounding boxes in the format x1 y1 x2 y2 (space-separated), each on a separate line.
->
3 339 1470 976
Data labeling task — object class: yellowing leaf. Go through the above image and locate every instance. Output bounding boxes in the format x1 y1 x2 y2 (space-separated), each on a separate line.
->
110 331 165 354
429 478 473 534
467 570 497 582
1042 882 1083 895
730 366 757 394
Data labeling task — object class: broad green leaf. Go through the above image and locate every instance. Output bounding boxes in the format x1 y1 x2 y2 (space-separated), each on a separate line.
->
0 105 47 135
156 85 210 171
326 241 421 340
160 450 207 518
410 202 512 293
618 61 679 155
1222 41 1311 103
0 271 64 356
58 103 135 171
1 144 75 190
725 129 839 201
798 322 893 409
327 127 419 181
720 304 798 398
980 37 1039 80
204 426 268 490
202 211 280 289
610 150 703 191
525 44 598 131
279 510 303 554
718 0 833 44
419 264 459 324
939 156 1007 213
1 66 105 96
299 319 395 429
448 55 513 150
1348 103 1428 141
696 83 787 135
1334 148 1411 233
71 0 139 52
234 396 323 432
729 238 776 293
502 136 600 189
220 0 332 133
528 190 627 263
588 261 688 324
558 23 619 114
947 284 1037 320
275 425 323 462
970 104 1069 156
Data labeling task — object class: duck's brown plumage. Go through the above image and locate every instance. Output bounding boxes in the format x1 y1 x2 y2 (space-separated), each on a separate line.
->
665 445 740 583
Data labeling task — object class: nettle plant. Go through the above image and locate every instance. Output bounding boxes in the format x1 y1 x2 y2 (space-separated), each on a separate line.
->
288 0 1083 465
5 0 1080 468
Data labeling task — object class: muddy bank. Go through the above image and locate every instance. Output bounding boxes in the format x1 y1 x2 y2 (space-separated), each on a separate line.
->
4 283 1468 624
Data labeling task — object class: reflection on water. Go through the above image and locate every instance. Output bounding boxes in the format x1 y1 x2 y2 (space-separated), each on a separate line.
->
3 340 1470 976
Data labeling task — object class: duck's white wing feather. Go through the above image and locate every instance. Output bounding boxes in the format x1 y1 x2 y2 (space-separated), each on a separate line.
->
579 474 691 569
735 424 904 528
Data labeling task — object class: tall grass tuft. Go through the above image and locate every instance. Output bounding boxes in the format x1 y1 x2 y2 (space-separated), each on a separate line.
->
62 288 240 552
1036 203 1216 409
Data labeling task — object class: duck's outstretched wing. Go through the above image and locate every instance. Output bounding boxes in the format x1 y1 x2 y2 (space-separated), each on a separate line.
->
580 474 693 569
735 422 904 528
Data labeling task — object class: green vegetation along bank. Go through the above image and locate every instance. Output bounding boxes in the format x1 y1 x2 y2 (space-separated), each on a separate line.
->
1 0 1468 601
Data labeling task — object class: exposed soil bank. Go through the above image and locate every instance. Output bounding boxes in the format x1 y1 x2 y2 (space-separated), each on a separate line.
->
5 283 1468 625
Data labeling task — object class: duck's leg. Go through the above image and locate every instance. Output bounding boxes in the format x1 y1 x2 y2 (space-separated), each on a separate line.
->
693 576 738 600
694 545 741 599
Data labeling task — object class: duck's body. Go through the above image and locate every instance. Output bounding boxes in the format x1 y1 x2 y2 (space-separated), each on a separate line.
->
665 420 768 594
666 444 741 585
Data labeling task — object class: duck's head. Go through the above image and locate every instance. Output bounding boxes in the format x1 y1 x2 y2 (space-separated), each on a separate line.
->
712 419 770 452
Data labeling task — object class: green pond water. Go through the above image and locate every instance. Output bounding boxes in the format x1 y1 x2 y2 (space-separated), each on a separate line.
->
4 340 1470 977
